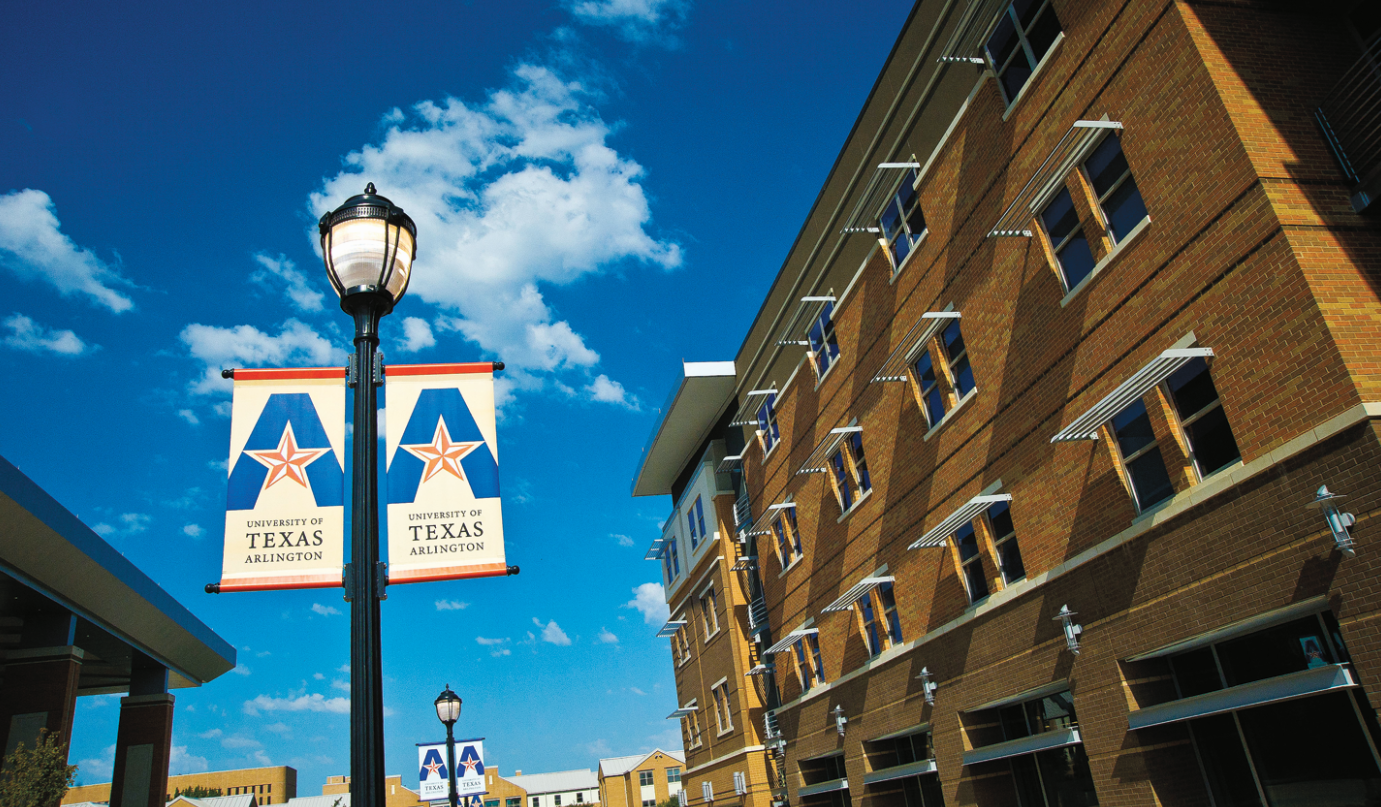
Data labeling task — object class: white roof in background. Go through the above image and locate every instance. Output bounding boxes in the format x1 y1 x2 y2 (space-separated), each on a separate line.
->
168 796 256 807
631 362 737 498
508 770 598 795
282 796 350 807
599 750 687 777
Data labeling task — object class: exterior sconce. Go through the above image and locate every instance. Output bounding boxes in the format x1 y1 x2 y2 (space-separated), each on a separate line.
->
1054 605 1082 655
1310 485 1357 557
832 705 848 736
917 667 937 705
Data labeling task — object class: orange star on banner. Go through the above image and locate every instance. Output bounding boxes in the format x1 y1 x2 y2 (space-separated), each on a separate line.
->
248 423 329 491
401 420 483 484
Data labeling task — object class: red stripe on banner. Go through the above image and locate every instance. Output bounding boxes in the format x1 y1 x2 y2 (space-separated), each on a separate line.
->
234 367 346 381
388 562 510 584
217 573 342 592
387 363 494 377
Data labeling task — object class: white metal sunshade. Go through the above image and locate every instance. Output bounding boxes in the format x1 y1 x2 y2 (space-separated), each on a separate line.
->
776 296 836 348
1126 664 1357 731
657 619 687 638
936 0 1009 64
745 500 796 538
797 426 862 476
822 576 896 613
717 454 743 474
989 121 1124 237
841 162 923 234
730 388 778 427
1050 348 1214 443
962 728 1082 766
908 494 1012 550
644 535 668 561
871 312 961 383
764 628 819 656
666 701 698 719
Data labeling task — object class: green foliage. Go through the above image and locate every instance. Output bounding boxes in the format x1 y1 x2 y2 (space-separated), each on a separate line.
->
656 797 680 807
0 730 78 807
171 786 224 799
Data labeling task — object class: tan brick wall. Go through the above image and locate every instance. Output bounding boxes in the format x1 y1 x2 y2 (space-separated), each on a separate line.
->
65 766 297 806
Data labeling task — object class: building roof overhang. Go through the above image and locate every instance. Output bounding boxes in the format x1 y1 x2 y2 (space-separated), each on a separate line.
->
631 361 738 498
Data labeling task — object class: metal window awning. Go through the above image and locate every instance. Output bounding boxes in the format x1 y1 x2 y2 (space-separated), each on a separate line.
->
936 0 1008 64
777 296 836 348
745 663 776 677
862 760 937 786
908 494 1012 550
990 121 1124 237
871 312 961 383
730 389 779 427
746 500 796 538
797 426 862 476
764 628 819 656
717 455 743 474
731 557 759 572
797 779 849 798
1128 664 1357 731
822 576 896 613
1051 348 1214 443
841 162 922 234
657 619 687 638
962 728 1082 766
644 536 668 561
667 701 698 719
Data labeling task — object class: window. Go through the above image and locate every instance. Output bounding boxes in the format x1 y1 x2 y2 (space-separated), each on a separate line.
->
486 800 499 807
554 797 561 806
667 768 681 784
683 710 703 748
757 393 781 454
987 499 1024 584
1040 188 1096 292
712 681 734 733
863 729 943 807
772 506 803 569
1164 357 1240 479
954 521 990 603
700 586 720 640
808 302 841 378
827 431 872 514
508 799 521 807
643 801 656 807
993 691 1099 806
984 0 1063 106
674 623 691 665
1083 135 1147 244
879 168 926 271
855 581 903 657
909 319 977 429
686 496 705 550
533 798 540 807
576 795 584 803
793 634 826 693
639 772 654 787
1108 400 1175 512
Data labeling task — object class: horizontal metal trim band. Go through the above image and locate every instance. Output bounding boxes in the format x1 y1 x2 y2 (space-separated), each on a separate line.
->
1127 664 1357 731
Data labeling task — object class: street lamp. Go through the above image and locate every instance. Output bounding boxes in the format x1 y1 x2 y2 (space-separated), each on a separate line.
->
435 685 463 807
319 183 417 807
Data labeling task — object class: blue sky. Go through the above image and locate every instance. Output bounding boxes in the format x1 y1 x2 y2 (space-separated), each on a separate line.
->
0 0 908 793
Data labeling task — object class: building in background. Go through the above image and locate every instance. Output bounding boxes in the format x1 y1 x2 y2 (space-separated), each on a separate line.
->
65 766 296 807
635 0 1381 805
323 774 422 807
598 750 685 807
508 769 599 807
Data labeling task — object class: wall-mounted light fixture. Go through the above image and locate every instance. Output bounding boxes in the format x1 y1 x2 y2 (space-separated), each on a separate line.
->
832 705 848 736
1054 604 1083 654
917 667 937 705
1310 485 1357 557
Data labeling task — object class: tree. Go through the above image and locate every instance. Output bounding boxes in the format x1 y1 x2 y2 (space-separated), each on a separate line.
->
172 787 224 799
656 797 680 807
0 730 77 807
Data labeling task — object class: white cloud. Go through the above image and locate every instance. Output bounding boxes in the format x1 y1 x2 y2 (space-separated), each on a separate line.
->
250 253 325 313
435 599 469 611
311 603 342 617
585 374 639 409
265 723 292 737
597 627 618 644
337 663 350 673
313 672 326 680
613 533 634 547
198 729 223 740
567 0 690 43
331 679 350 692
183 523 204 538
177 409 200 426
243 693 350 716
400 317 436 352
533 617 572 646
583 739 612 757
221 735 262 750
0 189 134 312
93 512 151 538
2 313 90 356
311 64 680 393
625 582 669 625
180 319 346 396
490 648 512 657
79 745 116 780
231 663 251 676
169 745 209 775
476 636 510 646
629 687 645 696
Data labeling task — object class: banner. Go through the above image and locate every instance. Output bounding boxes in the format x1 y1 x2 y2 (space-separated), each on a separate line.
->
386 363 506 584
418 739 485 801
220 368 345 591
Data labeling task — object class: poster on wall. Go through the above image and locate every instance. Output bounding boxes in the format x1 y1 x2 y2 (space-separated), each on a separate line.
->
386 363 506 584
418 739 486 801
218 367 346 592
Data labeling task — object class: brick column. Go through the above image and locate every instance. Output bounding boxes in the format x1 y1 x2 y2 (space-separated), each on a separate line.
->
0 645 83 758
110 656 174 807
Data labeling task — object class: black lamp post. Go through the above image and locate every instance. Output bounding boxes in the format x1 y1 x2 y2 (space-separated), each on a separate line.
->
435 685 463 807
319 183 417 807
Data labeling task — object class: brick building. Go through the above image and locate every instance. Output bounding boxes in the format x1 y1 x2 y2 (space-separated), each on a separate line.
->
598 750 685 807
634 0 1381 805
65 766 297 806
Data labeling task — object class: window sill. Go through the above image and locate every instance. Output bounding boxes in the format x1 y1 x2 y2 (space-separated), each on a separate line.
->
836 488 874 523
1130 459 1244 523
1060 216 1151 307
888 230 928 283
716 727 735 738
778 555 805 580
1001 33 1065 122
702 628 722 646
922 387 978 442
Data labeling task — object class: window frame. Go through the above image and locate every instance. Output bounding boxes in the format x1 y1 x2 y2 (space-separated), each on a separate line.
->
986 499 1024 586
793 633 827 693
983 0 1064 108
878 167 927 274
853 582 904 658
667 768 681 784
683 708 703 749
772 506 803 569
1037 186 1097 294
808 302 842 381
1161 358 1240 482
639 771 655 788
1105 399 1176 514
826 430 873 515
756 393 781 456
906 317 977 432
712 680 735 734
700 584 721 641
1081 133 1148 245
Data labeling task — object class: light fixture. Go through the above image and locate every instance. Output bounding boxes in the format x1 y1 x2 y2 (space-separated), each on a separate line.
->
434 684 462 726
319 182 417 312
917 667 937 705
434 684 462 807
832 705 848 736
1310 485 1357 557
1054 604 1083 654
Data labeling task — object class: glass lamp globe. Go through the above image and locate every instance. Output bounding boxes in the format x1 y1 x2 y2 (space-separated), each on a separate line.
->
318 183 417 310
435 685 462 726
